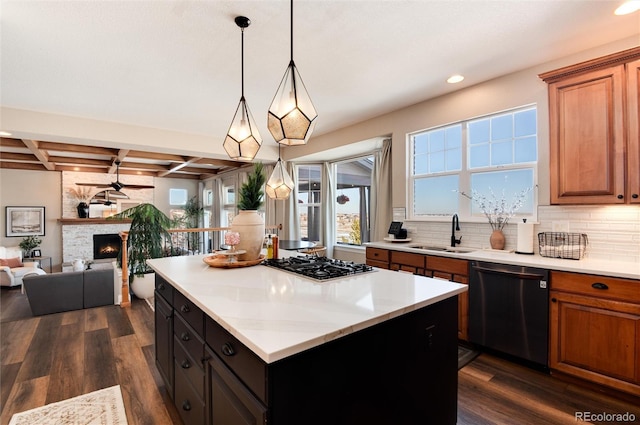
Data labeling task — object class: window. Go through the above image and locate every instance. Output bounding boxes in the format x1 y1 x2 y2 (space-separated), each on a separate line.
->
169 188 188 206
221 179 237 228
335 156 373 246
296 165 322 241
410 106 537 220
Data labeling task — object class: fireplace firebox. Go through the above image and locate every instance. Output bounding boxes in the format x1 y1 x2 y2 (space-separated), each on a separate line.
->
93 234 121 260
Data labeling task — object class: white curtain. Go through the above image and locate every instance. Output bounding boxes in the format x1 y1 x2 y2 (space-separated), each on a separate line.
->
371 138 392 242
322 161 336 258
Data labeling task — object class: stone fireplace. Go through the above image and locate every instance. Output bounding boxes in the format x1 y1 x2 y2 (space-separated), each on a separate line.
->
93 233 121 260
62 222 130 264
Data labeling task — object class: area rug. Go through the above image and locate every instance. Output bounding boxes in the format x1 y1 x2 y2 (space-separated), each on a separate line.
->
9 385 127 425
458 345 479 370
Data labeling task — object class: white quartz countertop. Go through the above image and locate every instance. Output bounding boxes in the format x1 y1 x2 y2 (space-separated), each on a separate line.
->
365 241 640 280
147 253 467 364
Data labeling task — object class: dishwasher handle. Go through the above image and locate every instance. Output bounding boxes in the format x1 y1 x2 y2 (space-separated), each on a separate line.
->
472 265 546 281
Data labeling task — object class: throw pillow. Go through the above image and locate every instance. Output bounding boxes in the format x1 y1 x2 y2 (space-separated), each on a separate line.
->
0 257 24 268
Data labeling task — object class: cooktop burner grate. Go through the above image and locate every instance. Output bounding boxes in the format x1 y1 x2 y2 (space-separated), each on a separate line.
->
263 256 376 281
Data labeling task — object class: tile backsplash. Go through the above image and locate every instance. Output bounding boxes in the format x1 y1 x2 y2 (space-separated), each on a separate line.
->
405 205 640 264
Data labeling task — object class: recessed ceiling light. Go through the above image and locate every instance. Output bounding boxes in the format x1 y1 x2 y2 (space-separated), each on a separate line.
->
0 131 12 136
615 0 640 15
447 75 465 84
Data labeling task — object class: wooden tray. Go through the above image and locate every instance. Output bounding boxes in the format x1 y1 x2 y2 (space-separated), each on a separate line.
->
203 254 265 268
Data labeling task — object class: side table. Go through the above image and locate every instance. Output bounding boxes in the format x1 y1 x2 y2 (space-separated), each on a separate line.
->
27 256 52 273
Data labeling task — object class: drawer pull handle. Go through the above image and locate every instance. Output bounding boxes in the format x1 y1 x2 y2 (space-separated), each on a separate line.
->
551 298 557 303
182 401 191 411
592 282 608 290
158 283 165 290
180 305 190 313
221 343 235 357
181 360 191 369
181 332 190 341
633 194 639 199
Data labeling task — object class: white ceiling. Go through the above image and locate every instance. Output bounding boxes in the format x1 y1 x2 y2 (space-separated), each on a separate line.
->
1 0 639 161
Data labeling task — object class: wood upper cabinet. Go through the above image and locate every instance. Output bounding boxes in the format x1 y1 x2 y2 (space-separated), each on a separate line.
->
549 271 640 397
627 58 640 204
540 47 640 204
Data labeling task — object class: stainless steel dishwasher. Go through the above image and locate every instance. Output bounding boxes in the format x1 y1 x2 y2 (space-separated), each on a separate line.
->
469 261 549 367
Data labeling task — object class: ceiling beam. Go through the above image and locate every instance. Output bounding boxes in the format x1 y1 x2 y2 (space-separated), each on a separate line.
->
157 157 201 177
1 161 48 171
194 157 244 168
22 139 56 170
48 156 112 167
0 137 27 148
38 141 118 156
0 152 38 161
127 150 187 162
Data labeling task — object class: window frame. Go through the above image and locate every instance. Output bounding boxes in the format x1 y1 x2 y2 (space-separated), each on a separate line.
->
408 105 538 223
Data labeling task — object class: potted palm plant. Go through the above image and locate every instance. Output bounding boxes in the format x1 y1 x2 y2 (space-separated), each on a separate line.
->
109 203 175 299
231 163 266 261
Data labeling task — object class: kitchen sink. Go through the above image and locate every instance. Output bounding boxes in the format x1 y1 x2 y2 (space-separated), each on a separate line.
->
409 245 476 254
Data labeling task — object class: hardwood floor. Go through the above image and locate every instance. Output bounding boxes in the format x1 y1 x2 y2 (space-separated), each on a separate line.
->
0 286 183 425
2 286 639 425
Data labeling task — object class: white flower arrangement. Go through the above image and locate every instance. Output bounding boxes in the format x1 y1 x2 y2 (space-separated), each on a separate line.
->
460 187 532 231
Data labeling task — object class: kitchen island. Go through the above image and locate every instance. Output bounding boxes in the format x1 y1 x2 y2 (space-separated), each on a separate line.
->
147 253 467 425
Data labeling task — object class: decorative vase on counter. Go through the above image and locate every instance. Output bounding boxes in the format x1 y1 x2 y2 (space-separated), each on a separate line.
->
489 229 506 250
77 202 89 218
230 210 265 261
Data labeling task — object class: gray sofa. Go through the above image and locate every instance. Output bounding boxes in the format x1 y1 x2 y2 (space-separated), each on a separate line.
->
23 268 114 316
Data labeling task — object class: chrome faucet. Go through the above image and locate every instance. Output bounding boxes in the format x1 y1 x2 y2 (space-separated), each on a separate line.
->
451 214 462 247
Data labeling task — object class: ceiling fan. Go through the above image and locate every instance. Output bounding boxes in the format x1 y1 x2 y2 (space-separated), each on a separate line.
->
77 160 155 191
90 190 129 206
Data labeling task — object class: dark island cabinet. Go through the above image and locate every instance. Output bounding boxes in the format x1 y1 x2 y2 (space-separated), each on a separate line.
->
155 275 459 425
154 277 174 400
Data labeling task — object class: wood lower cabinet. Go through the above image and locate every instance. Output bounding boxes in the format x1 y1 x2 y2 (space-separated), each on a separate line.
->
549 271 640 396
390 250 425 274
365 247 390 269
540 46 640 204
366 247 470 341
426 256 470 341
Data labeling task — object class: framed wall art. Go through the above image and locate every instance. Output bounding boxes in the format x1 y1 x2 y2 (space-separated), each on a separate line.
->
5 206 46 237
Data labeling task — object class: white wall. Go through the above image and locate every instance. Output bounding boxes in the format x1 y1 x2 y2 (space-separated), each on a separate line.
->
0 169 61 265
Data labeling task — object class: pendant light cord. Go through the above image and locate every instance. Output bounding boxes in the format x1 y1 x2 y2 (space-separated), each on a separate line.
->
241 27 245 98
290 0 294 61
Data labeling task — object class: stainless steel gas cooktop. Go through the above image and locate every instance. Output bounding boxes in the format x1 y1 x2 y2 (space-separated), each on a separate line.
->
263 256 375 281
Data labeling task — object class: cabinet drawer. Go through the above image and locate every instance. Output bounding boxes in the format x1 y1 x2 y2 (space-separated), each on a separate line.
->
390 251 425 268
367 259 389 269
366 247 389 262
174 291 204 335
155 275 174 306
550 271 640 303
174 362 205 425
174 314 205 365
205 316 267 403
174 336 204 399
427 256 469 277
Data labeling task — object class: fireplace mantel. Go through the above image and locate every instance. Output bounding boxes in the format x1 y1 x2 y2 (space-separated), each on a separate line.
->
59 218 132 225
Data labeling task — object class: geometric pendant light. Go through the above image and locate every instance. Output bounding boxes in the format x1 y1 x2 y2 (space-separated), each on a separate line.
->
223 16 262 161
266 144 294 200
267 0 317 146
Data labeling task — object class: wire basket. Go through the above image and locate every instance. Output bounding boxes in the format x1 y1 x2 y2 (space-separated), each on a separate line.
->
538 232 588 260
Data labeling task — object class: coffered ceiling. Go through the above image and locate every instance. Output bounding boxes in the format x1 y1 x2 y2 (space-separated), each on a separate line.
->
0 137 246 180
1 1 639 180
